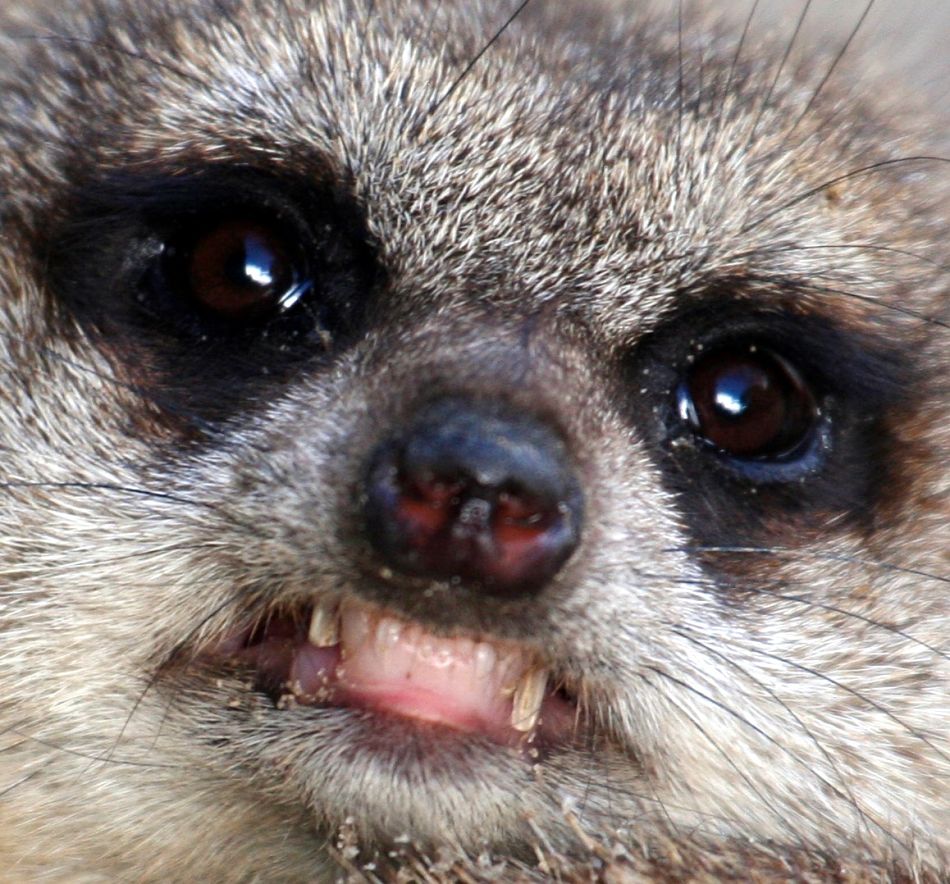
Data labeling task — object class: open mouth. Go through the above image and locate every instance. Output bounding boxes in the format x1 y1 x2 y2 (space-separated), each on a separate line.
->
207 598 578 749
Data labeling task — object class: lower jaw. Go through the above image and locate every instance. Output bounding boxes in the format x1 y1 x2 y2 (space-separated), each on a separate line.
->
201 605 580 755
241 658 577 756
215 697 581 812
165 662 608 857
191 675 574 798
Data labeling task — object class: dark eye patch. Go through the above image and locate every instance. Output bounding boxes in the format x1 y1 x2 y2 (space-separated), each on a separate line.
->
623 293 915 543
42 165 380 424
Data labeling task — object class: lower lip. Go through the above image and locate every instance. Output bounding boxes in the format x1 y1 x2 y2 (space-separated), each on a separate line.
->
214 634 576 750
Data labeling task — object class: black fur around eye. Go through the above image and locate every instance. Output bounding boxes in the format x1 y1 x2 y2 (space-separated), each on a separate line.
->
676 346 818 460
47 168 380 420
165 216 311 323
114 172 380 350
629 304 907 530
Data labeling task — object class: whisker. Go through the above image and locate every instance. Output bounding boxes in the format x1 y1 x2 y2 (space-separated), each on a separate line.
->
743 646 950 765
3 726 188 770
640 667 810 847
801 282 950 330
732 240 944 270
667 544 950 586
0 474 329 565
99 589 257 767
425 0 533 121
12 32 206 87
0 330 218 437
740 155 950 237
618 566 945 668
714 0 761 134
670 626 902 848
0 769 41 799
0 479 219 511
681 574 949 663
787 0 877 136
746 0 813 145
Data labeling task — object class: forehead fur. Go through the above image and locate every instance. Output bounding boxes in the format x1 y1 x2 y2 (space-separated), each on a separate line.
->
1 0 944 346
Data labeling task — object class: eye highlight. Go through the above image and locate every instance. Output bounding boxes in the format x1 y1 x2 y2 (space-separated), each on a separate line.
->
166 216 311 322
676 346 819 460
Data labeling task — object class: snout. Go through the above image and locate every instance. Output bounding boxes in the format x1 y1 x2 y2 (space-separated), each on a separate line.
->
363 397 584 597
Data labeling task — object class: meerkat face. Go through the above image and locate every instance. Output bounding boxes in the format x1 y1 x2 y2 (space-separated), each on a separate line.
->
0 0 946 880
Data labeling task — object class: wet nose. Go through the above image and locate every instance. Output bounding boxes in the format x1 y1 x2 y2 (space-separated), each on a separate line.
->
363 398 583 598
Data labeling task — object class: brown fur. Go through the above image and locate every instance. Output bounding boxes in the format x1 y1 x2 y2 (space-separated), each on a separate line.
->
0 1 946 881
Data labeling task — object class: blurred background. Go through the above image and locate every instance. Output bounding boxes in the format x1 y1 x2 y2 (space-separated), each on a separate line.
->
743 0 948 112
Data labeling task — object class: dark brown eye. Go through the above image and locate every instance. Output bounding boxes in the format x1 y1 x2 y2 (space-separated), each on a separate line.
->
180 218 307 320
676 346 818 459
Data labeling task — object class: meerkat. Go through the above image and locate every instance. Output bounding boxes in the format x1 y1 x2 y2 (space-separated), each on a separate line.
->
0 0 946 880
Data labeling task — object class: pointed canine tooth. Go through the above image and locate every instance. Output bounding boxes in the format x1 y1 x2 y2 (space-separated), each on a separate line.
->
511 668 548 733
308 602 340 647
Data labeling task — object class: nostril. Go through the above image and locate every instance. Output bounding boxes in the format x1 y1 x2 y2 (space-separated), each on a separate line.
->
493 489 558 548
396 474 466 543
363 399 583 598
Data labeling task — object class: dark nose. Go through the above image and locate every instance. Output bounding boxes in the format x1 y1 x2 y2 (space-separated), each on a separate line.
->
363 399 583 598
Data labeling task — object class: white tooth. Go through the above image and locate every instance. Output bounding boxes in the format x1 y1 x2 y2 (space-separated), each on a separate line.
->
474 643 497 679
342 603 373 649
376 617 403 646
511 668 548 733
417 638 436 664
308 602 340 647
426 642 455 669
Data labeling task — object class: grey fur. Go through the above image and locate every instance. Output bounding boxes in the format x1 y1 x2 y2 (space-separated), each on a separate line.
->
0 1 946 880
